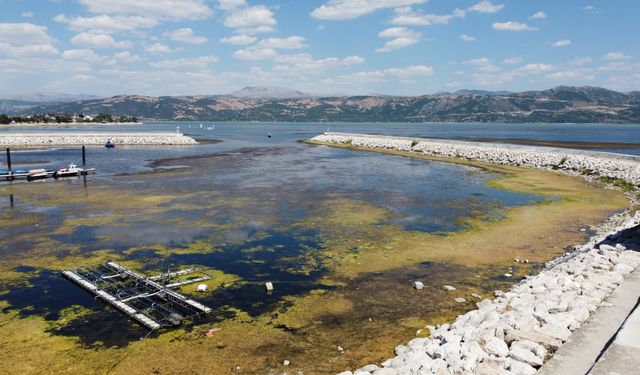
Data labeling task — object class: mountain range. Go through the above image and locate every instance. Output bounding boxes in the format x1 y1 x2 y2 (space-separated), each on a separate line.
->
2 86 640 123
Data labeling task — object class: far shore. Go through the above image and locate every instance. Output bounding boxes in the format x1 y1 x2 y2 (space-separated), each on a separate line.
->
1 122 143 128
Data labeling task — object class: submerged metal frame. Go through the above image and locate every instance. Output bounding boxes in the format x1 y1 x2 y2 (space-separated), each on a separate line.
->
63 262 212 330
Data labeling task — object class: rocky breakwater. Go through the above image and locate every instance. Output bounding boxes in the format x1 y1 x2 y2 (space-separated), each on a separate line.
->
308 133 640 375
0 132 197 147
311 132 640 186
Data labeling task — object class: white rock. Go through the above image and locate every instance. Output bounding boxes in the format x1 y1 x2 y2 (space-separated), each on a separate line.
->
614 263 634 276
443 285 456 291
509 345 543 367
483 337 509 357
414 281 424 290
454 297 466 303
508 359 537 375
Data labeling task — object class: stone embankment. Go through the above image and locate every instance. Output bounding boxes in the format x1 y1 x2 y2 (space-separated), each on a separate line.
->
0 132 197 147
309 133 640 375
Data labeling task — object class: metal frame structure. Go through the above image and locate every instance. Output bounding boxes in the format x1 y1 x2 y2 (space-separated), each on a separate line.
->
63 262 212 330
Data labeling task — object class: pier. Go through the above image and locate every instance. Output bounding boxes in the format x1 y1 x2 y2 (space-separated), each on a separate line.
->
1 146 96 181
63 262 212 330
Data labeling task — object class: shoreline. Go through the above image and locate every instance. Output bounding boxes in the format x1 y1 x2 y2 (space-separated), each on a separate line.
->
0 132 197 147
309 132 640 375
1 122 143 128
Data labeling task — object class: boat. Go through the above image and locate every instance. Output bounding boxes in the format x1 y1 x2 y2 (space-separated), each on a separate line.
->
105 139 115 148
55 163 80 178
27 168 50 180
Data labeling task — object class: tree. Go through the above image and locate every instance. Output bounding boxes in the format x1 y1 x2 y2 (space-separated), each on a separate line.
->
0 114 10 124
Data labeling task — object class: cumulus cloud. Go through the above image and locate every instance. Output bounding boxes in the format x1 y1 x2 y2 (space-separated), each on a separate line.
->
310 0 426 20
546 68 595 81
492 22 537 31
165 28 208 45
460 34 476 42
583 5 601 15
602 51 630 61
232 46 278 60
375 27 420 53
529 11 547 19
145 42 173 54
464 57 501 73
150 56 218 69
551 39 571 47
78 0 213 21
502 57 523 64
257 36 307 49
274 53 364 72
331 65 433 85
570 57 592 66
54 14 158 34
220 35 257 45
513 63 555 75
61 48 106 62
468 1 504 14
71 32 132 49
223 4 276 34
113 51 142 63
390 7 452 26
21 11 33 18
0 23 59 56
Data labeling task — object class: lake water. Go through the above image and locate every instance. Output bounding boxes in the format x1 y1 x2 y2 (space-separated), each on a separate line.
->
0 122 637 374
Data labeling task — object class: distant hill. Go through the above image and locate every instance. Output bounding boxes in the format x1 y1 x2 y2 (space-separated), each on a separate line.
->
3 86 640 123
230 86 310 99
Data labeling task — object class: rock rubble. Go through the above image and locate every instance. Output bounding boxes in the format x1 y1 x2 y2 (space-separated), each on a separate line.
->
314 133 640 375
0 132 197 147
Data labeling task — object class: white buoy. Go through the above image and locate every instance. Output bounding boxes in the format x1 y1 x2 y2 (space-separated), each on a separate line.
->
265 282 274 292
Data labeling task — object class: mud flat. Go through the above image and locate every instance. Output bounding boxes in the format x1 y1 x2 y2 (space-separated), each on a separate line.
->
0 132 197 147
308 132 640 375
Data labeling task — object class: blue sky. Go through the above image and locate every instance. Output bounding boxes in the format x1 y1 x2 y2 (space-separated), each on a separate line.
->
0 0 638 96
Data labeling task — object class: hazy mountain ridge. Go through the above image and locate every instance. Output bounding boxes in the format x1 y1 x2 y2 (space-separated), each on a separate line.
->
3 86 640 123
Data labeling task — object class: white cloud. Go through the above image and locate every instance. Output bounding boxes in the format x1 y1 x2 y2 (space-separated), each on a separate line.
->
529 11 547 19
332 65 433 85
583 5 601 15
113 51 142 63
78 0 213 21
257 36 307 49
602 51 630 61
218 0 247 11
0 23 58 57
460 34 476 42
54 14 158 34
71 32 132 49
468 1 504 14
310 0 426 20
464 57 501 73
0 23 54 44
166 28 208 45
375 27 420 53
145 43 173 54
452 8 466 18
0 43 59 57
546 68 595 81
21 11 33 18
273 53 364 73
390 7 452 26
61 48 106 62
220 35 257 45
223 5 276 32
502 57 523 64
570 57 592 66
150 56 218 69
492 22 537 31
232 47 278 60
551 39 571 47
513 63 554 75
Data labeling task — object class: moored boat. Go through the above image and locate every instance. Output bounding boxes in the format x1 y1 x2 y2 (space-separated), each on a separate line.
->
55 163 80 178
27 168 50 180
105 139 115 148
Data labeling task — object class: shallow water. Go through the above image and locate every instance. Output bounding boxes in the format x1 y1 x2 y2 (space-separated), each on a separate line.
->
0 123 632 374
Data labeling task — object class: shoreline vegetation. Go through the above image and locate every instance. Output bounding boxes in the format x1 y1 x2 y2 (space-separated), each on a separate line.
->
0 113 138 125
309 133 639 375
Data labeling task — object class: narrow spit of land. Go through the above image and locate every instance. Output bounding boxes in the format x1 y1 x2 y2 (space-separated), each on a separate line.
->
0 132 197 147
309 132 640 375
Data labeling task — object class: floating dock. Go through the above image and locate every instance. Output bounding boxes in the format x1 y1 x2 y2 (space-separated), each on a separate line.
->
63 262 212 330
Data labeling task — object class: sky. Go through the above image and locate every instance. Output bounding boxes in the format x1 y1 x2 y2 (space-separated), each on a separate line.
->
0 0 639 97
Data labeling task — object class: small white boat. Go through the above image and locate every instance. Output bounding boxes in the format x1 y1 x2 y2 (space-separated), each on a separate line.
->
27 168 49 180
55 163 80 178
